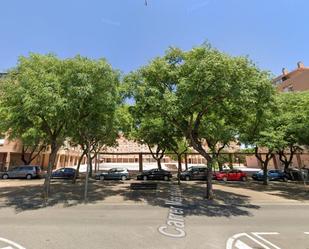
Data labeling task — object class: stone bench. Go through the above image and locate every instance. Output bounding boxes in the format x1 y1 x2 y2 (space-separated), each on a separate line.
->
130 182 157 190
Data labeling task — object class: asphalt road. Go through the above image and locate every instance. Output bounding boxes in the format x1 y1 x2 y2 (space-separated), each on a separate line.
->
0 202 309 249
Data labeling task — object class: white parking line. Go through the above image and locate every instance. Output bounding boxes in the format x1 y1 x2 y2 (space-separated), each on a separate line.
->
226 232 281 249
234 239 253 249
251 232 280 249
0 238 26 249
305 232 309 235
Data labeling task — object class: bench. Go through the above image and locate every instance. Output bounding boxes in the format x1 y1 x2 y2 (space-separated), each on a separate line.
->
130 183 157 190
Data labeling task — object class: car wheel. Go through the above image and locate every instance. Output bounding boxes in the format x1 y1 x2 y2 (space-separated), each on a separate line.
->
121 175 127 181
164 176 169 181
241 176 247 181
26 174 32 180
223 177 227 182
143 176 148 181
2 174 9 179
100 175 105 181
185 176 190 181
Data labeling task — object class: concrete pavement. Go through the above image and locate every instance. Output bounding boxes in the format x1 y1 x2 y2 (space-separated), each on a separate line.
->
0 203 309 249
0 179 309 248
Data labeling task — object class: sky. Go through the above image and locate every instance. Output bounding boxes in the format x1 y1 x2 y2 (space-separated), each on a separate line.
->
1 0 309 76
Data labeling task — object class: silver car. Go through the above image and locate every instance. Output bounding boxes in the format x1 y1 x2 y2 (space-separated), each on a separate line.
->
95 168 130 181
1 165 42 179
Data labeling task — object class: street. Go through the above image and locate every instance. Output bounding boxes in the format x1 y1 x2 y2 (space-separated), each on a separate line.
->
0 203 309 249
0 180 309 249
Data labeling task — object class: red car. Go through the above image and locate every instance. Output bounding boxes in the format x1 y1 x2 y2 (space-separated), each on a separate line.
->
214 170 247 181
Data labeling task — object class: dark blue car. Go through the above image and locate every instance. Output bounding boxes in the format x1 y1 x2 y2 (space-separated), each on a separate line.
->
51 167 76 179
252 169 287 181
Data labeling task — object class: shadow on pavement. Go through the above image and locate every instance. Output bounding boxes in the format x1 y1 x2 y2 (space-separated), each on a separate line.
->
221 180 309 201
0 179 261 217
0 179 124 212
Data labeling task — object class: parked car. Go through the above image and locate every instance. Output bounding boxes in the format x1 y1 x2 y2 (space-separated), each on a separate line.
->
1 165 42 179
51 167 76 179
95 168 130 181
137 168 172 181
214 170 247 181
252 169 287 181
285 168 309 181
180 166 208 181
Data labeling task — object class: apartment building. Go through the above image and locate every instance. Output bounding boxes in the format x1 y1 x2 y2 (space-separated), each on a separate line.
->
0 136 84 171
100 134 240 165
273 61 309 92
246 62 309 169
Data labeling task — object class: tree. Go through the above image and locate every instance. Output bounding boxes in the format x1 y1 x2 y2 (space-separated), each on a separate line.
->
166 137 190 185
129 114 173 170
67 56 119 185
0 54 119 202
61 56 119 202
252 130 283 185
241 91 309 185
19 129 48 165
126 45 274 199
1 124 48 166
0 54 69 201
274 92 309 171
239 75 278 185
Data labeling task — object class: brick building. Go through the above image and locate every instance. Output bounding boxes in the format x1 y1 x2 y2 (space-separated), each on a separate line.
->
100 134 240 165
273 61 309 92
246 62 309 169
0 136 84 171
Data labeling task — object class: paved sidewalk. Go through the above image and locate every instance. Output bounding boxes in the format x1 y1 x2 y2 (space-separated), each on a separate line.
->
0 179 308 212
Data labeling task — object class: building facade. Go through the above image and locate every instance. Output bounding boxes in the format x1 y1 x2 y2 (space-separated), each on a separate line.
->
273 61 309 92
245 61 309 169
0 136 84 171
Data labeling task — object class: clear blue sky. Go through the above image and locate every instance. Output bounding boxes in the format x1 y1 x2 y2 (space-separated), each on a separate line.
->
1 0 308 76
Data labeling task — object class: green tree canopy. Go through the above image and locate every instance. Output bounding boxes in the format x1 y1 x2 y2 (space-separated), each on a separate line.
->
126 45 274 198
0 54 120 201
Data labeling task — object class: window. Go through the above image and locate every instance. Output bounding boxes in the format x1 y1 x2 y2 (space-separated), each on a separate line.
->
283 85 293 92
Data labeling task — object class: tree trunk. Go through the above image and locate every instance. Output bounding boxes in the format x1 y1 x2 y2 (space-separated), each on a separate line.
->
189 137 213 199
263 161 269 185
43 141 59 202
283 161 290 172
95 153 98 173
21 147 29 165
218 162 223 172
89 157 93 177
254 147 274 186
177 154 182 185
84 144 91 203
206 158 215 199
157 159 162 170
148 145 164 170
72 151 86 184
21 146 33 165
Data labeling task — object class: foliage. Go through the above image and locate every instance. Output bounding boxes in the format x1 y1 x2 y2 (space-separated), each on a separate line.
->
0 54 120 201
126 45 274 198
273 92 309 170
